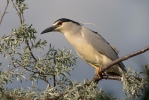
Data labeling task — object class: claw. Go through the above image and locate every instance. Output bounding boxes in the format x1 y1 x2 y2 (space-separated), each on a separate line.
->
95 67 102 78
95 67 108 78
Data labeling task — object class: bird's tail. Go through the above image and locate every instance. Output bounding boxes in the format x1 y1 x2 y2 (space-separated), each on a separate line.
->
118 62 126 72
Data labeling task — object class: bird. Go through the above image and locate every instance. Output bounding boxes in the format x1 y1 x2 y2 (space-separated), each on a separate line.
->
41 18 126 78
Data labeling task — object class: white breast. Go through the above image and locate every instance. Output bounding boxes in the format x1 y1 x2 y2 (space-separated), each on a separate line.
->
64 31 104 67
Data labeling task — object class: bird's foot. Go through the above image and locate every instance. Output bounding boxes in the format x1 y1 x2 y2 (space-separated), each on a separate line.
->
95 67 108 79
95 67 102 78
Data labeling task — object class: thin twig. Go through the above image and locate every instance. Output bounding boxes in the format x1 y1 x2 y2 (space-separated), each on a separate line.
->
7 66 21 72
0 0 9 25
11 0 23 24
26 41 37 61
53 75 56 87
43 76 51 86
16 60 52 76
16 61 51 86
2 34 15 39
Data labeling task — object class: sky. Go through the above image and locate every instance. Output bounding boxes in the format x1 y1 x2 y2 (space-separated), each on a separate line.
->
0 0 149 98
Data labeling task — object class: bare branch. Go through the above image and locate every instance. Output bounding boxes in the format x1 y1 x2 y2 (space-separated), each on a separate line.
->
53 75 56 87
0 0 9 25
26 41 37 61
90 46 149 83
91 75 121 84
99 46 149 74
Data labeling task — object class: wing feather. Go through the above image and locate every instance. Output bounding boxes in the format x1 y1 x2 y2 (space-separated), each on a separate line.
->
81 27 126 71
81 27 118 60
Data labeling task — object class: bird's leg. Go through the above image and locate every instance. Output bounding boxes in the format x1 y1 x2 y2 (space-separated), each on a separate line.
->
95 67 102 78
95 67 108 78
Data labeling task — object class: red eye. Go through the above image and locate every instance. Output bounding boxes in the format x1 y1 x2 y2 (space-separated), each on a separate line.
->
58 22 62 25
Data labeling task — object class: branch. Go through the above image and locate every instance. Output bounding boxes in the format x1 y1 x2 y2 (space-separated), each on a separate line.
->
92 46 149 83
53 75 56 87
16 61 51 86
100 46 149 74
11 0 23 24
43 76 51 86
91 75 121 84
0 0 9 25
26 41 37 61
7 66 21 72
11 0 37 62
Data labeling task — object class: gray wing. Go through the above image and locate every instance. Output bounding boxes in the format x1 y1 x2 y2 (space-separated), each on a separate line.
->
81 27 126 71
109 44 119 54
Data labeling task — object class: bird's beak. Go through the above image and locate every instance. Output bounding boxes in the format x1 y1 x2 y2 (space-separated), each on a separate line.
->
41 25 58 34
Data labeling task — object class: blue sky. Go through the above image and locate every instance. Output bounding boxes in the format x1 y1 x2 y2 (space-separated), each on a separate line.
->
0 0 149 98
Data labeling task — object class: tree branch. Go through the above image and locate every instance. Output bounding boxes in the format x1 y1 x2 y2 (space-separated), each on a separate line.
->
100 46 149 74
92 46 149 83
15 61 51 86
11 0 23 24
11 0 37 62
26 41 37 61
91 75 121 84
43 76 51 86
53 75 56 87
0 0 9 25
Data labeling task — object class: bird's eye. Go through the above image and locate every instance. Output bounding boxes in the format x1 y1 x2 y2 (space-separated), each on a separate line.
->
57 21 63 25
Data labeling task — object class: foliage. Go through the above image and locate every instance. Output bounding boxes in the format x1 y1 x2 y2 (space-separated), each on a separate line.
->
121 66 149 100
0 0 149 100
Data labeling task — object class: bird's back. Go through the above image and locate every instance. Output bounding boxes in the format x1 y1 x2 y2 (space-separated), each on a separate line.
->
80 27 126 72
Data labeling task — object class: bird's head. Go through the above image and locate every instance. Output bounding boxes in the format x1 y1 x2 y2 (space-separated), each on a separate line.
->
41 18 81 34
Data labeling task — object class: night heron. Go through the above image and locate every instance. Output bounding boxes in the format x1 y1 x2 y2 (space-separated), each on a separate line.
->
41 18 126 78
